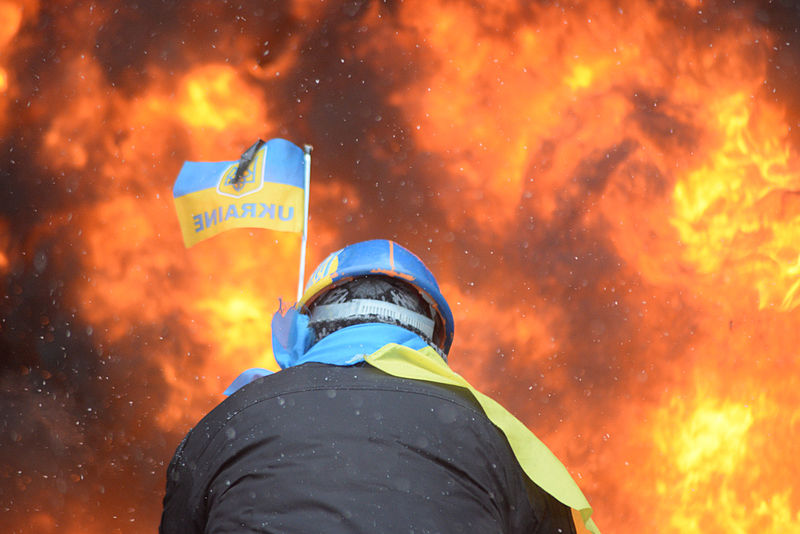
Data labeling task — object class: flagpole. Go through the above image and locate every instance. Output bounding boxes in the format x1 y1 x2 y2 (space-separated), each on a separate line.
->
297 144 313 302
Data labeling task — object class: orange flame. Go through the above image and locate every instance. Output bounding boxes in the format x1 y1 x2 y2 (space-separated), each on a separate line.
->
0 2 24 49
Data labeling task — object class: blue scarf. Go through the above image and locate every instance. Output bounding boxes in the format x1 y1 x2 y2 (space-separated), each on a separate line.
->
223 306 429 395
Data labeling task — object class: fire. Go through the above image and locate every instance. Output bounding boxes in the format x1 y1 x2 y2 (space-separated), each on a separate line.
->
566 64 595 91
0 0 30 131
2 1 800 533
648 376 800 532
0 2 24 49
177 65 267 132
672 92 800 311
0 219 10 274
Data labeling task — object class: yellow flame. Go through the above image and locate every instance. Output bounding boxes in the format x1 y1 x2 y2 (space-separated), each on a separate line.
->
671 402 753 479
566 64 594 90
654 394 753 532
196 294 271 354
671 92 800 310
651 380 800 533
177 65 265 131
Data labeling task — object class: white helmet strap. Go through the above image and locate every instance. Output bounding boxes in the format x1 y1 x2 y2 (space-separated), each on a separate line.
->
309 298 436 340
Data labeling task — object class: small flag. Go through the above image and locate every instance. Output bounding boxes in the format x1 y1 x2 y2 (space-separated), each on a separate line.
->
173 138 306 247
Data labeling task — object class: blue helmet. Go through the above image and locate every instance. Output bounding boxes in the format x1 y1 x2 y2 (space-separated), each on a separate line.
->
299 239 455 354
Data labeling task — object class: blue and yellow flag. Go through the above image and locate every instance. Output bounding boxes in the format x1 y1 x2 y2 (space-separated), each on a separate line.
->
173 138 306 247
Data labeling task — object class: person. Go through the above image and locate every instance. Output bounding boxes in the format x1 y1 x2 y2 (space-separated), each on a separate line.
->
159 239 599 534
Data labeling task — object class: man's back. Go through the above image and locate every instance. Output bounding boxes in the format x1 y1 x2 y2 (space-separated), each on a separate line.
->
160 363 575 533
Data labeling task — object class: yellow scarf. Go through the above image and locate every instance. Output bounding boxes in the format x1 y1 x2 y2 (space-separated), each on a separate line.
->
365 343 600 534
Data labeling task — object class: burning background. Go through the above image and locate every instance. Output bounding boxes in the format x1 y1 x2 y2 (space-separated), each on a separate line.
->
1 0 799 532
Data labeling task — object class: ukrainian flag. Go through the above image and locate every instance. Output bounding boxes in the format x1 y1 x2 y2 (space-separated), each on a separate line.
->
173 138 306 247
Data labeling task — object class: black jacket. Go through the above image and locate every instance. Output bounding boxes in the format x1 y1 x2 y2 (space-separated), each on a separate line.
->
160 363 576 533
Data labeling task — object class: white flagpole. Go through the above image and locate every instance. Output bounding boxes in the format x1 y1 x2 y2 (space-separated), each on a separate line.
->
297 144 313 302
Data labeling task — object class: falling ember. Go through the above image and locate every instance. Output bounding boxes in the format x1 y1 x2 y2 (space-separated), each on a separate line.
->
2 1 800 533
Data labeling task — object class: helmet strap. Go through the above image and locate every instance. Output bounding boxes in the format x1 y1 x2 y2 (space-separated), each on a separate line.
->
309 299 436 340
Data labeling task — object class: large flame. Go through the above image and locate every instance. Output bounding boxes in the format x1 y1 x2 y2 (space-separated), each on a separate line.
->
2 0 799 532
